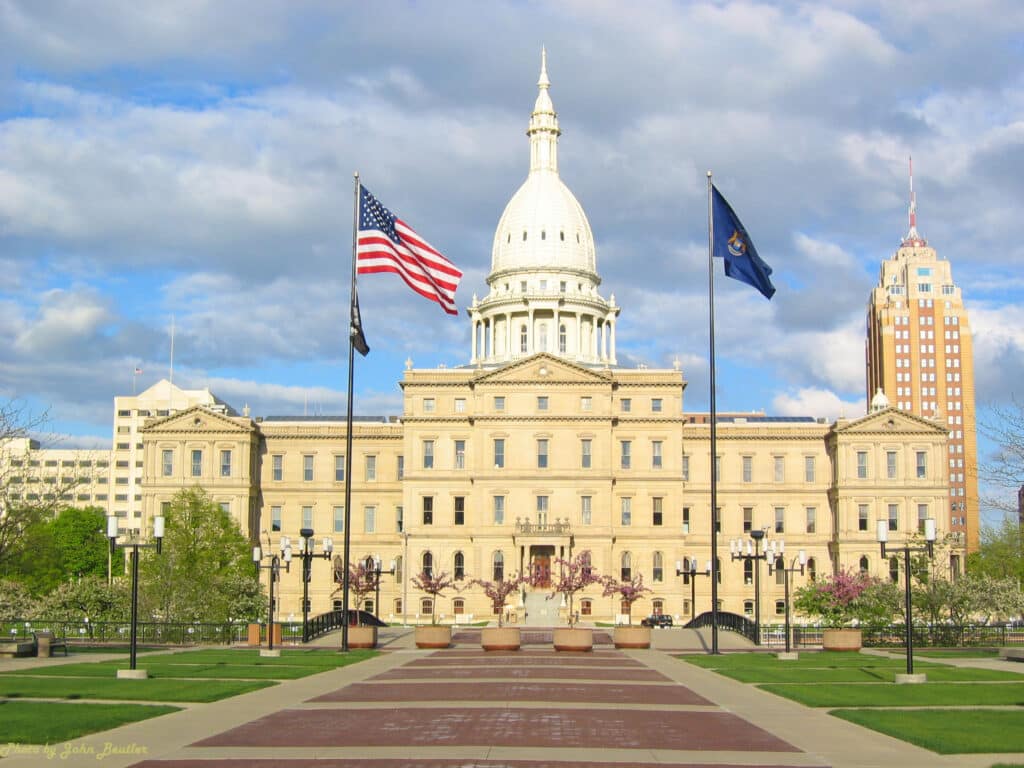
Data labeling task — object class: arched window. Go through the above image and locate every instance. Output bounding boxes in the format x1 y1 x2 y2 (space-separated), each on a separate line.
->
621 552 632 580
653 552 664 582
743 600 754 616
420 597 433 616
581 551 592 578
454 551 465 580
422 551 433 579
559 324 567 354
520 324 528 353
775 556 785 585
492 551 504 581
580 599 592 615
807 557 817 582
889 556 900 583
332 599 343 612
652 599 664 615
363 599 374 613
859 555 869 574
744 559 753 585
453 598 465 615
775 600 786 615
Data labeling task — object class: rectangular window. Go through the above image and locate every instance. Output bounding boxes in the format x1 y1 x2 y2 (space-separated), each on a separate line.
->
918 503 928 533
271 506 283 532
580 396 592 411
774 506 785 534
714 455 721 482
365 455 376 481
774 456 785 482
220 450 232 477
333 506 344 533
620 440 631 469
856 451 868 479
621 497 632 526
493 495 505 525
537 396 549 411
621 398 631 412
537 438 549 468
303 454 314 481
888 503 899 531
887 450 897 479
423 397 435 412
652 440 663 469
494 396 505 411
272 454 283 481
454 496 465 525
715 507 721 533
536 495 549 525
652 497 663 526
364 506 375 533
742 455 752 483
302 505 313 529
682 455 690 482
334 455 345 482
682 506 690 533
805 456 815 483
396 505 404 532
161 449 173 477
493 438 505 468
858 504 869 531
743 507 753 533
423 497 434 525
423 440 434 469
806 507 816 534
581 438 592 468
397 455 404 480
191 449 202 477
454 398 466 413
454 440 466 470
916 451 927 479
581 496 592 525
651 397 663 412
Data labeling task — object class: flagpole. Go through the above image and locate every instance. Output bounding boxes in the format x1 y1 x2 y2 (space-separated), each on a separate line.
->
706 170 720 655
341 172 360 652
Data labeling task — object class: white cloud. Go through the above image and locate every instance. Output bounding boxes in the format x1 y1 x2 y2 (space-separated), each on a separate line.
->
773 387 866 422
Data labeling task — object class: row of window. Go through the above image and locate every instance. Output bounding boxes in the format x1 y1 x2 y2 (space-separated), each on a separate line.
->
161 448 233 478
854 449 929 479
8 459 108 468
856 502 932 532
422 395 665 414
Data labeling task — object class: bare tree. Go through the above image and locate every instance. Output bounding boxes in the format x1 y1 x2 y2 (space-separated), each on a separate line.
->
979 399 1024 516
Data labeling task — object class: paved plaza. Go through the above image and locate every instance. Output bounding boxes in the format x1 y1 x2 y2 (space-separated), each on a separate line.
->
2 628 1022 768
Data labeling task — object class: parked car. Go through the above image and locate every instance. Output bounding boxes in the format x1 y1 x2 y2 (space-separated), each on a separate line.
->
641 614 673 628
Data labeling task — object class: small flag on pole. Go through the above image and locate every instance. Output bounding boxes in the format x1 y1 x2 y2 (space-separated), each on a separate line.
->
711 185 776 300
351 289 370 357
356 185 462 315
134 367 142 375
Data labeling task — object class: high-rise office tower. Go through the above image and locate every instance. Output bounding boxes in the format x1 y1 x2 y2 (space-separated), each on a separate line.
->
866 161 977 551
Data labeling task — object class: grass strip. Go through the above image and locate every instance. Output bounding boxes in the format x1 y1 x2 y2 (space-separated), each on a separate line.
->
913 649 1000 659
0 676 274 702
154 648 377 666
0 700 179 744
760 681 1024 707
681 651 938 669
831 708 1024 754
716 665 1020 684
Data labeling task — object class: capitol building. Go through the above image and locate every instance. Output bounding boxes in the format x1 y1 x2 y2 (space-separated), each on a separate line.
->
118 56 960 625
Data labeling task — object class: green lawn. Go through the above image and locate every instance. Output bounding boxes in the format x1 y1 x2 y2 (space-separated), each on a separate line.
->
0 675 274 702
681 650 937 669
832 709 1024 754
714 665 1020 684
0 700 180 744
914 649 1001 659
760 682 1024 707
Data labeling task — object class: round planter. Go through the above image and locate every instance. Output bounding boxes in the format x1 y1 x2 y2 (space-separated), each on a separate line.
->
415 625 452 649
613 626 651 649
348 625 378 649
822 628 863 651
481 626 521 651
553 627 593 652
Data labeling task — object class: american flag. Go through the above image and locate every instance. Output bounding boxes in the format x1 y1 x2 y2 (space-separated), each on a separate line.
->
356 185 462 315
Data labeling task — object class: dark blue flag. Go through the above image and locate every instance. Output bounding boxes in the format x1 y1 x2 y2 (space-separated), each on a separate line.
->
711 185 776 300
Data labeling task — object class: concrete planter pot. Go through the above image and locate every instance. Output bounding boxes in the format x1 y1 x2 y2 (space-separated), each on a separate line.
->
348 625 378 649
481 626 521 651
822 628 863 651
415 625 452 649
613 626 651 649
553 627 593 652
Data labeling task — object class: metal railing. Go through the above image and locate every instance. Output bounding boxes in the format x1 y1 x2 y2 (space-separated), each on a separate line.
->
686 611 759 644
514 519 572 535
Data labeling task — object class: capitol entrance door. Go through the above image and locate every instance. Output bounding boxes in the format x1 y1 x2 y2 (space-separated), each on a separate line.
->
530 546 554 587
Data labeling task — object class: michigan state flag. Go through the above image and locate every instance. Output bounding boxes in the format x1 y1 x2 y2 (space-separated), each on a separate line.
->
711 186 776 300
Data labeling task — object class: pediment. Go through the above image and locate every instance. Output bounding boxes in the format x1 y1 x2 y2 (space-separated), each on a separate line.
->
142 405 255 435
833 407 946 436
473 353 612 386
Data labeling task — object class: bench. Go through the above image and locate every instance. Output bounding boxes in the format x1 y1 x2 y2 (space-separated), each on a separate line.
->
999 648 1024 663
0 641 36 658
33 631 68 657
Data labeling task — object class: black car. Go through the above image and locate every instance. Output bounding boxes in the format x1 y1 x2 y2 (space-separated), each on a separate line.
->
640 614 673 628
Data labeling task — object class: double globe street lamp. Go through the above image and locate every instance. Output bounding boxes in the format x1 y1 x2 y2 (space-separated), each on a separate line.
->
729 529 782 646
767 549 807 657
107 514 164 679
295 529 334 642
675 557 712 623
253 536 292 655
878 517 936 680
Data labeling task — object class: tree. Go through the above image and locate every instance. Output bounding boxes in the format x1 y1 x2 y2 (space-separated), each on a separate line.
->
793 569 900 627
471 573 525 627
36 576 130 624
411 570 456 624
139 487 262 624
968 515 1024 585
0 579 37 621
50 506 108 581
535 551 601 627
979 399 1024 516
333 555 380 625
601 573 652 625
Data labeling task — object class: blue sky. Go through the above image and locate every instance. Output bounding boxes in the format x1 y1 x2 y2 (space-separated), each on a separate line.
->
1 1 1022 524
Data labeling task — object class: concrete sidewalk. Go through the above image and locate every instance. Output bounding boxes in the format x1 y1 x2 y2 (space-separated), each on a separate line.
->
0 632 1021 768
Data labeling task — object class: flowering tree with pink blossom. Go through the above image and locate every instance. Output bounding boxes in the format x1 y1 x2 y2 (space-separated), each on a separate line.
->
793 568 898 627
534 551 602 627
601 573 652 626
471 573 526 627
332 556 379 626
411 570 456 625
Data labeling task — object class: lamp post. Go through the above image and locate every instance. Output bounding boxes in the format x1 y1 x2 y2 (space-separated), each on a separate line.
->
367 555 396 621
675 557 712 624
767 549 806 657
107 514 164 679
295 528 335 643
729 529 780 646
252 535 293 656
878 517 936 679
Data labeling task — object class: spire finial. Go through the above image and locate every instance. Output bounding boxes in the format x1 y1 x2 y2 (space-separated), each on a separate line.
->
902 155 927 247
539 46 550 89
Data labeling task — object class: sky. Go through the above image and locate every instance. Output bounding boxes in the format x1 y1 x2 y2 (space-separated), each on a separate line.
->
1 1 1022 523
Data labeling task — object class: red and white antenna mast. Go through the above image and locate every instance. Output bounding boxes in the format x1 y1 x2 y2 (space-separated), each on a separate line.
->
902 155 926 246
